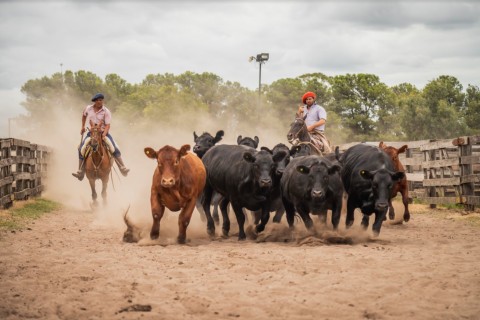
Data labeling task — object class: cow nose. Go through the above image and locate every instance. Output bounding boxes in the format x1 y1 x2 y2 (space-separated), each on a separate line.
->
311 190 324 198
260 178 272 187
375 202 389 211
161 178 175 187
276 168 284 175
193 145 200 151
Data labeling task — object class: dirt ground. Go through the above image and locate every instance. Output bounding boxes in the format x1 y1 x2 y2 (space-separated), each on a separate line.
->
2 115 480 319
1 200 479 320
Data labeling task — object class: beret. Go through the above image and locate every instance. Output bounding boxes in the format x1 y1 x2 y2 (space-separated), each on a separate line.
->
91 93 105 101
302 92 316 104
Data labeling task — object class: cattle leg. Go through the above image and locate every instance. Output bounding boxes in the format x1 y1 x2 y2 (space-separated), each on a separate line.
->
345 198 356 228
212 192 222 226
282 197 296 228
272 207 285 223
298 206 314 232
201 184 215 237
388 198 395 220
195 196 207 222
372 210 387 236
150 193 165 240
231 203 246 240
177 199 196 244
331 201 341 230
255 205 270 234
219 197 230 237
361 214 370 229
402 190 410 222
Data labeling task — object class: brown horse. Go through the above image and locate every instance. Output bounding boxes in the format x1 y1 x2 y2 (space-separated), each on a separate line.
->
85 122 113 207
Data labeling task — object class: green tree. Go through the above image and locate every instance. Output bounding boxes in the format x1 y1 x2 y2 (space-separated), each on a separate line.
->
422 75 467 138
464 84 480 132
330 74 395 141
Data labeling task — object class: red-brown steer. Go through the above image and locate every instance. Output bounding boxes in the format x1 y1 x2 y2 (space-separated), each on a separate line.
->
379 141 410 222
144 144 206 243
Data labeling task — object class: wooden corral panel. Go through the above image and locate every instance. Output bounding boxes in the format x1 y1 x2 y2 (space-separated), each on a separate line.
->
0 138 51 209
338 136 480 211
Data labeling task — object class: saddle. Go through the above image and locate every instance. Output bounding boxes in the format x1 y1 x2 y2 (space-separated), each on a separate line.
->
80 137 116 158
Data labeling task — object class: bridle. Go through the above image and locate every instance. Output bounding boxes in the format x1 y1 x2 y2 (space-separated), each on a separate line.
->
288 117 311 145
288 117 322 156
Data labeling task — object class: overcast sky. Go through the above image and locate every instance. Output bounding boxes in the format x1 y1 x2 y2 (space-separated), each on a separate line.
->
1 0 479 136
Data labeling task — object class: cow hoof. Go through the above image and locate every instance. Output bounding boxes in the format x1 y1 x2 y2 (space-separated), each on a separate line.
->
238 234 246 241
404 214 410 222
207 228 215 238
388 212 395 220
222 229 229 238
150 232 159 240
255 224 265 234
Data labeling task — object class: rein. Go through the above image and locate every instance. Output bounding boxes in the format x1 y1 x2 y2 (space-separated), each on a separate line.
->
288 118 311 145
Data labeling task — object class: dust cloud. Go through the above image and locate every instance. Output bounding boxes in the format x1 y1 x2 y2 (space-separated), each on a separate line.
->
17 95 301 243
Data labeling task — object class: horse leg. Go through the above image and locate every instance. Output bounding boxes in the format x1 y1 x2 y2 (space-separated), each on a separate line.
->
88 178 98 207
101 175 109 206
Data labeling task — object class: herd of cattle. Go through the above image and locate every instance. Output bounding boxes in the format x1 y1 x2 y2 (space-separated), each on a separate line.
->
124 127 410 244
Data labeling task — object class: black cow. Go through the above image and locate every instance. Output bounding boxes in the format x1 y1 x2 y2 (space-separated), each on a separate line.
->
252 143 291 224
202 145 286 240
193 130 224 158
281 155 342 231
289 143 318 158
193 130 224 224
339 144 405 236
237 135 259 149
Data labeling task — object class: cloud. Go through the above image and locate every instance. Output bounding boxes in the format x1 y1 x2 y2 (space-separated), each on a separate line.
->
0 0 479 100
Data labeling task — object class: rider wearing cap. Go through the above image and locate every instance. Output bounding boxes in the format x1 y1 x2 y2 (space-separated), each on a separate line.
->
72 93 130 180
297 91 332 153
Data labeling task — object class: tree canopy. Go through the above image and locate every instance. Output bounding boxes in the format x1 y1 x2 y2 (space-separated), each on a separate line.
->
19 70 479 144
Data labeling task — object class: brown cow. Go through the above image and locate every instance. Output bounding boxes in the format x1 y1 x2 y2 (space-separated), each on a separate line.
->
144 144 206 244
379 141 410 222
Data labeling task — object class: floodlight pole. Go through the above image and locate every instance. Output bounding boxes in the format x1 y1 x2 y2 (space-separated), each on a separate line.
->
249 53 269 99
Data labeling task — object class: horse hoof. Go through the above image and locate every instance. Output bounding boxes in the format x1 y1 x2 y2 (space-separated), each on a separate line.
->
177 236 186 244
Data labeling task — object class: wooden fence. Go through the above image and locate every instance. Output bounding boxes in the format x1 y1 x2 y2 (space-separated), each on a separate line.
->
338 135 480 211
0 138 50 209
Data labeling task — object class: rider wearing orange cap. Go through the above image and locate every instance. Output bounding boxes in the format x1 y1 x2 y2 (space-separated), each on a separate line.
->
298 91 332 153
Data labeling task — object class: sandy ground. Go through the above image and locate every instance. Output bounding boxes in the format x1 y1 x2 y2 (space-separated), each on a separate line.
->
1 201 479 320
3 112 480 319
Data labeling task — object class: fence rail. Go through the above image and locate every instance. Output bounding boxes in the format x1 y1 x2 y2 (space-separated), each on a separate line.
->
0 138 50 209
338 135 480 210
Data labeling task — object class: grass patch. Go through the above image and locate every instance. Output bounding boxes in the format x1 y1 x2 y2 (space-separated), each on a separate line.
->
0 198 62 231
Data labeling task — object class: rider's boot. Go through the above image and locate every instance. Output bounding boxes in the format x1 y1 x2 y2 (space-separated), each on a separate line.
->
72 159 85 181
114 156 130 177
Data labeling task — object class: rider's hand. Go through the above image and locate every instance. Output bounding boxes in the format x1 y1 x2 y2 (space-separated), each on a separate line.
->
80 127 86 135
